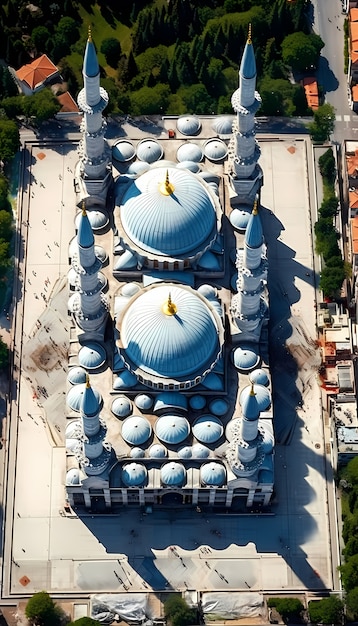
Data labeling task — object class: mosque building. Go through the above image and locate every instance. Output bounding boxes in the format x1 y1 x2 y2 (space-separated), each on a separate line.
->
65 28 274 511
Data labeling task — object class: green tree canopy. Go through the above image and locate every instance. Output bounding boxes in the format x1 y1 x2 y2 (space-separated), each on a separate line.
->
22 89 61 124
0 119 19 163
0 174 10 212
101 38 122 68
31 26 51 54
309 103 335 143
281 32 324 72
164 595 197 626
319 147 336 182
25 591 63 626
56 17 79 45
0 211 13 241
319 263 345 297
129 84 170 115
340 554 358 591
69 619 99 626
346 587 358 619
308 596 343 624
0 336 8 369
267 597 303 620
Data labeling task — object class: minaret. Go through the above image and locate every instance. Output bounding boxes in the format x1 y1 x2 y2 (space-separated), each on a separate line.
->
75 376 111 476
228 26 263 206
70 204 109 338
230 199 268 334
76 27 112 208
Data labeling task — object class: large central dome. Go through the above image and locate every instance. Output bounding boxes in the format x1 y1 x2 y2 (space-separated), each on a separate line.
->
120 284 223 381
120 167 217 256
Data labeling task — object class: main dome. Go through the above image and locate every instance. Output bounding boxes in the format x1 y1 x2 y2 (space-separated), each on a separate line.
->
119 166 217 256
120 284 223 380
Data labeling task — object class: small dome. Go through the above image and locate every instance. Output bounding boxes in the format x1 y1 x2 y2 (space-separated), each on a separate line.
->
67 384 102 412
249 369 270 386
66 437 78 453
177 142 203 163
78 342 106 370
135 394 153 411
66 420 81 439
201 372 224 391
75 210 109 232
177 116 201 136
198 171 221 184
122 462 147 487
192 443 210 458
200 462 226 486
198 284 217 300
154 392 188 413
240 384 271 412
112 140 136 163
112 396 132 418
113 370 137 389
230 208 251 231
177 445 192 459
197 251 221 271
121 282 141 297
209 399 229 417
176 160 200 173
121 415 152 445
127 161 150 175
67 367 87 385
95 245 108 264
130 447 145 459
161 462 186 486
204 139 228 162
189 395 206 410
155 415 190 444
192 415 223 444
137 139 163 163
212 116 234 135
232 345 260 372
66 468 82 486
149 444 167 459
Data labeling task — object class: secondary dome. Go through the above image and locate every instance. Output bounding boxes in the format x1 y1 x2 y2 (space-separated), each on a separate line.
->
112 140 136 163
130 447 145 458
212 116 233 135
135 394 153 411
155 415 190 445
240 384 271 412
189 395 206 410
121 415 152 445
209 399 229 416
192 443 210 458
204 139 228 162
67 384 102 412
149 444 167 458
177 143 203 163
120 166 217 256
111 397 132 418
161 462 186 486
192 415 223 444
78 342 106 370
177 116 201 135
178 446 192 459
232 345 260 372
67 367 87 385
249 368 270 386
200 462 226 486
120 284 222 380
137 139 163 163
122 463 147 487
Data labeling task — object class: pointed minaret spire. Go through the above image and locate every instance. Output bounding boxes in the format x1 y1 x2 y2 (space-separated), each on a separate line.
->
75 378 111 476
162 291 178 316
159 170 175 196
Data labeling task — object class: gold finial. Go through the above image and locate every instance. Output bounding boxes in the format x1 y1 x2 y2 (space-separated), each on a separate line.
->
86 373 90 388
82 200 87 216
159 170 175 196
247 24 252 45
250 382 256 396
162 292 177 316
252 197 258 215
88 25 92 42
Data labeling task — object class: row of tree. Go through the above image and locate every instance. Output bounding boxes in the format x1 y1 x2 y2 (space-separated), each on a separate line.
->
338 456 358 620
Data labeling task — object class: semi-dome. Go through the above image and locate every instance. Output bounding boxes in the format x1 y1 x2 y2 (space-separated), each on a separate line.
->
232 345 260 372
176 160 201 173
200 462 226 486
111 396 132 418
177 115 201 136
212 116 234 136
189 395 206 410
209 398 229 417
161 462 186 486
192 443 210 458
240 384 271 412
66 468 82 486
120 284 222 380
249 368 270 386
177 446 192 459
112 140 136 163
113 370 137 389
121 415 152 445
197 284 217 299
122 463 147 487
120 167 217 256
155 415 190 445
78 342 106 370
192 415 223 444
127 161 150 175
67 367 87 385
121 282 141 297
149 444 167 458
75 209 109 232
154 392 188 413
177 142 203 163
204 139 228 162
67 384 102 412
230 208 251 231
137 139 163 163
201 372 224 391
130 447 145 459
135 394 153 411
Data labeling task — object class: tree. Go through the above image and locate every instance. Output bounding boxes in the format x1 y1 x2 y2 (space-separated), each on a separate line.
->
69 619 98 626
31 26 51 54
101 38 122 68
308 103 335 143
0 174 11 212
0 119 19 163
0 336 8 369
346 587 358 619
0 211 13 241
281 32 324 73
129 84 170 115
25 591 63 626
267 597 303 620
319 147 336 183
55 17 79 46
319 263 345 297
340 554 358 591
308 596 343 624
164 595 196 626
22 89 61 124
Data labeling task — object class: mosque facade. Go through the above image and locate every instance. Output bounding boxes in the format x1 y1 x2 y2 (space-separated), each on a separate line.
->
65 29 275 512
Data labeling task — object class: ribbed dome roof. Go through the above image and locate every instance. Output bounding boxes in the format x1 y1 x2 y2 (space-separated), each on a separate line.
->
75 210 109 231
204 139 228 162
192 415 223 444
111 396 132 418
154 392 188 413
113 370 137 389
121 415 152 445
66 420 81 439
135 394 153 411
67 367 87 385
121 284 221 379
198 284 217 299
127 161 150 175
240 384 271 412
178 446 192 459
201 372 224 391
212 116 233 135
155 415 190 444
177 116 201 135
66 468 82 486
189 395 206 410
67 384 102 412
176 160 201 173
120 167 216 256
249 368 270 386
149 444 167 458
122 462 147 487
230 208 251 231
200 462 226 486
114 250 138 270
177 143 203 163
209 399 229 417
232 345 260 372
121 282 141 297
192 443 210 458
130 447 145 458
112 140 136 163
161 462 186 486
137 139 163 163
78 342 106 370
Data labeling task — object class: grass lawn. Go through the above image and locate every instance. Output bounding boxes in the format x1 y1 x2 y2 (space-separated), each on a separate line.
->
78 3 132 59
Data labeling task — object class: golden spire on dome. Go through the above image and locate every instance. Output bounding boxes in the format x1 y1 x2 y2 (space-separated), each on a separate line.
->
82 200 87 216
247 23 252 45
252 197 258 215
86 373 91 388
162 292 177 316
88 25 92 42
159 170 175 196
250 382 256 396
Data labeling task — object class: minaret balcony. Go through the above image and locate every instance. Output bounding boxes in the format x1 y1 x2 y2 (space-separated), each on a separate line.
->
77 87 109 114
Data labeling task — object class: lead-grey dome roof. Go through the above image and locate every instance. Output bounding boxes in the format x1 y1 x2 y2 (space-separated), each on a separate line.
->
121 415 152 445
122 463 147 486
67 367 87 385
120 284 222 379
192 415 223 444
177 142 203 163
137 139 163 163
78 342 106 370
177 116 201 135
200 462 226 486
204 139 228 162
112 140 136 163
111 396 132 418
120 166 217 256
155 415 190 445
161 462 186 486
